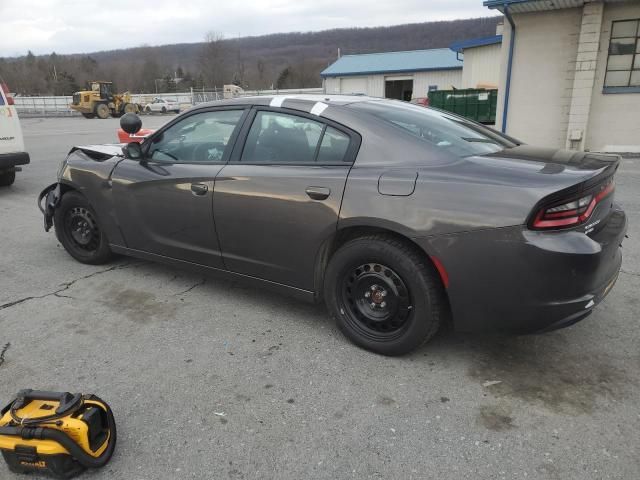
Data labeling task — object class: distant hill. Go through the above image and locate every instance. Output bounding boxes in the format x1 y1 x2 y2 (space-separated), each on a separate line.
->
0 16 501 95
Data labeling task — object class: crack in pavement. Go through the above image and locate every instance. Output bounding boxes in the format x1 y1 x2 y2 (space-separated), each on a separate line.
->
173 278 207 296
0 342 10 368
0 262 143 311
621 269 640 278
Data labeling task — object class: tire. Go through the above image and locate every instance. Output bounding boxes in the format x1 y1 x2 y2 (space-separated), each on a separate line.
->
54 191 112 265
95 103 110 119
174 109 180 114
123 103 137 114
145 106 151 114
0 171 16 187
161 106 167 114
82 113 96 119
323 234 447 356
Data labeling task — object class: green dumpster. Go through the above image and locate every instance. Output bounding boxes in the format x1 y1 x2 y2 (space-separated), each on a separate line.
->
427 88 498 124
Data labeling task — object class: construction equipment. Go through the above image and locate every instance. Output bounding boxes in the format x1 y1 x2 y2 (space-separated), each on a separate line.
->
0 390 116 479
71 81 140 119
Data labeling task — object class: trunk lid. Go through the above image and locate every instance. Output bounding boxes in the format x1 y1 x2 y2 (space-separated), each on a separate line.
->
482 145 620 232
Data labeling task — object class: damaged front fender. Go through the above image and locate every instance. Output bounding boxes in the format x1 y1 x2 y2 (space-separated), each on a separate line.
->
37 183 61 232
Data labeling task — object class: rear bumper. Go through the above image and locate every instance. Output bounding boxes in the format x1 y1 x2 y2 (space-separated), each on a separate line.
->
0 152 30 169
422 204 627 333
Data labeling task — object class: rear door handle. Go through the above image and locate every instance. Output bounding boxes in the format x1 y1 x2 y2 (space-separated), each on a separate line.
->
305 186 330 201
191 183 208 196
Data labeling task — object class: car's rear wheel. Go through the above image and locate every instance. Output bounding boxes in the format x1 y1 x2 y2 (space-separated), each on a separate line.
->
324 235 446 356
161 106 167 114
0 171 16 187
95 103 110 119
54 191 112 264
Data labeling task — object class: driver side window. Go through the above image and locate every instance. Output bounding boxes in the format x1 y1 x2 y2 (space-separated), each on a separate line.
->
148 109 244 163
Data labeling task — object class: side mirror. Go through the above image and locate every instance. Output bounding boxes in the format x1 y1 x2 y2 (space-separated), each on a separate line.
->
123 142 143 160
120 112 142 134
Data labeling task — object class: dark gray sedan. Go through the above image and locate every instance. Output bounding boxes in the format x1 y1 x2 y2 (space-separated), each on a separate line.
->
39 95 627 355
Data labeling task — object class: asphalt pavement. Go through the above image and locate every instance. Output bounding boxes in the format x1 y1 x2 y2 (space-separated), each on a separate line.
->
1 116 639 479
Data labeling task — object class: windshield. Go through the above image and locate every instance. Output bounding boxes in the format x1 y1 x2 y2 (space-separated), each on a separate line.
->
350 101 519 157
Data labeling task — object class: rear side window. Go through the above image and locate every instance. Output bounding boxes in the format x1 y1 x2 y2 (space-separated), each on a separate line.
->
241 111 323 164
240 111 352 164
350 101 518 158
317 127 350 163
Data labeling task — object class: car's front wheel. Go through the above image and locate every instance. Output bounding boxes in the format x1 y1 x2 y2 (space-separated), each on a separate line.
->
324 235 447 356
54 191 112 264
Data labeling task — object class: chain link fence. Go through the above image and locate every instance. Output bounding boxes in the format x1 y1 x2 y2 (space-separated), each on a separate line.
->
13 88 323 117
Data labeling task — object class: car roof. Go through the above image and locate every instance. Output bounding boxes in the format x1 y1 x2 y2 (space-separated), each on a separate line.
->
195 94 384 110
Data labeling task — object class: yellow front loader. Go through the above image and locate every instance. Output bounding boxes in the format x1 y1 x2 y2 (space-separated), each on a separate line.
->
70 81 140 119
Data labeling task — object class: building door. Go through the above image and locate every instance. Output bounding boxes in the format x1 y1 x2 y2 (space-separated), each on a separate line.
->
340 77 368 95
385 79 413 101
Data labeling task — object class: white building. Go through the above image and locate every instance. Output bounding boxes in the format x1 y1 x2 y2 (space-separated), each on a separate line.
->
485 0 640 152
321 48 463 100
450 34 503 89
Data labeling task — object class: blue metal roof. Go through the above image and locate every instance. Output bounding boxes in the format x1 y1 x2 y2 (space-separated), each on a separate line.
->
320 48 462 78
449 35 502 53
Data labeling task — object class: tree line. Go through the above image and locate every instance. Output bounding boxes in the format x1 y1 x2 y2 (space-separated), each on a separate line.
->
0 16 500 96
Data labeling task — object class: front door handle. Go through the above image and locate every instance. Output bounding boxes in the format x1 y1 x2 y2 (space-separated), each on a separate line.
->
305 186 330 201
191 183 208 196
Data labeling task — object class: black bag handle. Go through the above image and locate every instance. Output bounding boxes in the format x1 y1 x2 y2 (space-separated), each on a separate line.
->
13 390 82 415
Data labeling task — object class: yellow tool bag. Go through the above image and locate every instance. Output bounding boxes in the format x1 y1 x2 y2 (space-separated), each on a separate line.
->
0 390 116 479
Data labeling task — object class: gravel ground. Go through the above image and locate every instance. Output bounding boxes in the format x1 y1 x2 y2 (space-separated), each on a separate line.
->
1 116 639 480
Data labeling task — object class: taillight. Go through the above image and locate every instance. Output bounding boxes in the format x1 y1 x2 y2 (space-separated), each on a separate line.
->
531 177 615 230
1 83 14 105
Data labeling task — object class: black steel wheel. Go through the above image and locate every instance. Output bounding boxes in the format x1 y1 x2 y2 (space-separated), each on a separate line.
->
54 191 113 264
341 263 413 340
324 234 447 356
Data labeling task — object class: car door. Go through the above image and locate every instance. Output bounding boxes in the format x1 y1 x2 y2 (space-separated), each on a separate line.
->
111 107 249 268
214 107 360 290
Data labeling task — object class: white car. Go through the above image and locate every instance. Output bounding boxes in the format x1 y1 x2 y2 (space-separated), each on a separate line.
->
144 98 180 114
0 81 29 186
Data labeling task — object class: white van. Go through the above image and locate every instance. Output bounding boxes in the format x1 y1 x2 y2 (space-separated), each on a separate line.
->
0 82 29 186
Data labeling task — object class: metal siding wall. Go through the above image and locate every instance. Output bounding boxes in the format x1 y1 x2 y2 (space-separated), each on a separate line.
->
461 43 502 88
365 75 384 97
412 70 463 98
324 78 341 94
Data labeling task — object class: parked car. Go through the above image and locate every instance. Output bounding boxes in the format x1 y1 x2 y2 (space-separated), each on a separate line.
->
0 81 29 186
38 95 626 356
144 98 180 114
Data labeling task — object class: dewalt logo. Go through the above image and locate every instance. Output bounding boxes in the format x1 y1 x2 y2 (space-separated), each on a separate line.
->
19 460 46 468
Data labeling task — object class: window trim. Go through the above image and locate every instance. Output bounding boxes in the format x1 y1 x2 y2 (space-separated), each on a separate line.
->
228 106 361 166
140 105 252 165
603 18 640 93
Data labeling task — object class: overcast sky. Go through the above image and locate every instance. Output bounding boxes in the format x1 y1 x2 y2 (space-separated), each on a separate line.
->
0 0 497 57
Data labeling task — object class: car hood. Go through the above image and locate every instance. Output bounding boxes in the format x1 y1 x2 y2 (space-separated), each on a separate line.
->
69 144 124 161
